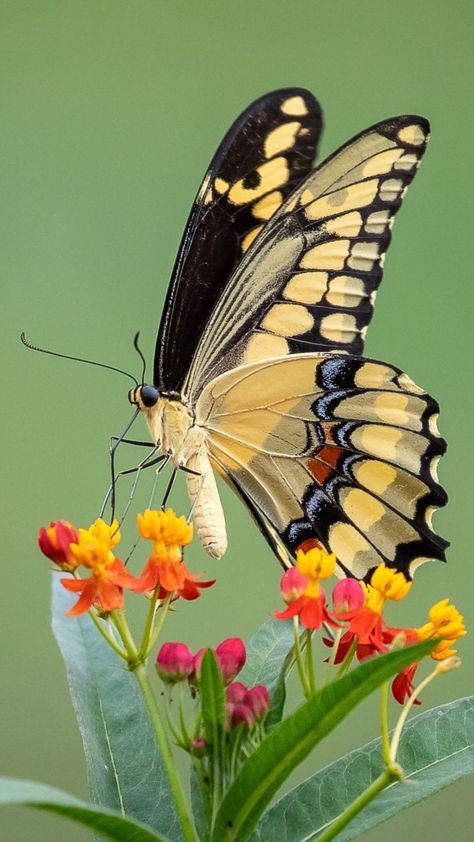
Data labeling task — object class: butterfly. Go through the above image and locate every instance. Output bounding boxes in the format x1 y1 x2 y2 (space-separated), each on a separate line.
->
128 87 448 581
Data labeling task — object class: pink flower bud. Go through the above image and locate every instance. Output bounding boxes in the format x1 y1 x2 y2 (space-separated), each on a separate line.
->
229 703 255 729
280 567 308 604
243 685 270 720
332 578 365 614
190 737 207 757
156 642 193 683
226 681 247 705
38 520 79 570
215 638 246 684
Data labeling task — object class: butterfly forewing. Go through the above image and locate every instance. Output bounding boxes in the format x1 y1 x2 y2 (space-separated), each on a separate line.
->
154 88 323 393
197 354 447 580
185 116 430 398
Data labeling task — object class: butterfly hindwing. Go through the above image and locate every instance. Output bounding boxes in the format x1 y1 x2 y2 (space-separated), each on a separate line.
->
154 88 323 393
185 116 429 398
197 354 447 580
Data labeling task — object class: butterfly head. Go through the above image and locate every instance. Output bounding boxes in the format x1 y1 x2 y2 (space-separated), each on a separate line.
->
128 384 160 410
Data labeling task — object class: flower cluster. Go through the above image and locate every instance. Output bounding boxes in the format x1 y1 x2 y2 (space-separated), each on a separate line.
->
156 637 270 739
275 546 466 705
38 510 215 616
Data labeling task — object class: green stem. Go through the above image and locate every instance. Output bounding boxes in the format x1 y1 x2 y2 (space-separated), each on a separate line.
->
110 609 139 663
293 617 311 698
147 593 173 656
134 663 196 842
380 682 391 766
316 767 400 842
137 586 160 660
327 626 342 670
305 629 317 694
336 635 358 678
390 665 439 760
87 611 128 660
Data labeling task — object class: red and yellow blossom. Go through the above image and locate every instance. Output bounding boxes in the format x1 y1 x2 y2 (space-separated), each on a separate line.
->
60 518 135 616
328 564 413 663
275 544 337 630
137 508 193 562
38 520 79 571
389 598 466 703
132 509 214 600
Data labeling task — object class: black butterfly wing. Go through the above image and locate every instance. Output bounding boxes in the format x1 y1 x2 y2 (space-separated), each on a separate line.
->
185 115 430 400
154 88 323 392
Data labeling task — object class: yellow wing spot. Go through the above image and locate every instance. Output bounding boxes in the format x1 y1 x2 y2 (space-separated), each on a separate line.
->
380 178 403 202
328 522 380 578
397 373 425 395
243 333 290 364
429 413 440 436
284 194 299 214
353 460 398 496
283 271 328 304
300 239 350 271
214 177 229 194
355 425 404 464
365 210 391 234
354 362 396 389
320 312 358 343
398 124 426 146
241 225 264 253
326 275 366 308
306 180 379 220
264 121 301 159
281 96 308 116
261 302 313 337
430 454 440 481
228 157 289 205
326 212 363 237
342 488 386 532
373 392 412 427
394 153 418 171
348 241 379 271
252 190 283 220
203 187 213 205
299 188 315 206
362 149 404 177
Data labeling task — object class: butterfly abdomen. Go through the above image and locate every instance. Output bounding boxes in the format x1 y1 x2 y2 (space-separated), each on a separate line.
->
185 442 227 559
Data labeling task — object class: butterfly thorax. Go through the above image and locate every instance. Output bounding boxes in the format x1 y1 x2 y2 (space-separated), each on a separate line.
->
134 392 202 467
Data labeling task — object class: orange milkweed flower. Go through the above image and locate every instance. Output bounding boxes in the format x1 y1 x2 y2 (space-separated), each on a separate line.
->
61 518 135 616
274 545 337 630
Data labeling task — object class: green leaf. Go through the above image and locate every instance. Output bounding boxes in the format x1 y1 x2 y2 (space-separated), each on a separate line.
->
0 778 169 841
210 639 433 842
51 578 181 841
239 619 295 729
199 648 226 806
250 696 474 841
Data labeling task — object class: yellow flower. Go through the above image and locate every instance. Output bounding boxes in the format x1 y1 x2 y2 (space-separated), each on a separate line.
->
365 563 412 613
137 509 193 561
417 598 466 661
69 519 119 575
87 518 121 549
296 546 336 597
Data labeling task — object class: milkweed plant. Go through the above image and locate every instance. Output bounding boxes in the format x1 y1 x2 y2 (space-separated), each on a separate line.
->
1 508 472 842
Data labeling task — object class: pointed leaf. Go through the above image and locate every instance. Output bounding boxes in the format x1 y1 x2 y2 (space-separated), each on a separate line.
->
0 778 169 841
250 696 474 841
210 640 433 841
52 578 181 841
239 620 295 729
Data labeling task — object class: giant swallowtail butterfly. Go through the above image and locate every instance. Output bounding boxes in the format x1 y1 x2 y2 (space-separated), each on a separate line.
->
128 88 447 581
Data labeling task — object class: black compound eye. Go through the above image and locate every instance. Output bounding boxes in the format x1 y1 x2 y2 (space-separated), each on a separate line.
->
140 384 160 408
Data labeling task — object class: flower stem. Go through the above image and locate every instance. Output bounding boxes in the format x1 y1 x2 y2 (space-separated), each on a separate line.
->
327 626 342 670
147 593 172 655
137 586 160 660
315 766 401 842
134 662 196 842
305 629 317 694
293 617 310 698
380 682 391 766
87 611 128 660
110 609 138 663
390 665 439 760
336 635 358 677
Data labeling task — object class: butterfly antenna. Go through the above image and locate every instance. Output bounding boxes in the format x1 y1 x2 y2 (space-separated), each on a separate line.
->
133 332 147 384
20 332 139 387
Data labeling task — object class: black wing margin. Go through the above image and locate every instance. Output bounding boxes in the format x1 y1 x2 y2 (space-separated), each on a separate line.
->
154 88 323 392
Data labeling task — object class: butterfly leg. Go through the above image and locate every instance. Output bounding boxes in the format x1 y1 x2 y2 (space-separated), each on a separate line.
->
100 447 166 520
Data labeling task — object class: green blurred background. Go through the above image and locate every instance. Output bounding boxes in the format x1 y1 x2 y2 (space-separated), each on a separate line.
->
2 1 473 839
